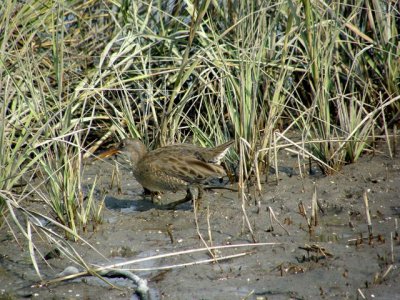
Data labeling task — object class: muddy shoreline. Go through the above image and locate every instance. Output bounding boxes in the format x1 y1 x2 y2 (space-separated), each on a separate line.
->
1 142 399 299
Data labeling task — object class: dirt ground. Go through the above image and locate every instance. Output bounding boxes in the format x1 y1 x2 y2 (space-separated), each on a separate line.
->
1 140 399 300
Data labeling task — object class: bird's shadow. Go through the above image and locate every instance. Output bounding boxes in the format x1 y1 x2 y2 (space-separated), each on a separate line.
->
104 195 192 212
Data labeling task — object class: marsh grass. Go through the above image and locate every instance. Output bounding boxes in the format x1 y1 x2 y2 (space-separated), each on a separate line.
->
0 108 44 215
3 189 108 279
0 0 399 281
37 134 103 239
288 0 399 174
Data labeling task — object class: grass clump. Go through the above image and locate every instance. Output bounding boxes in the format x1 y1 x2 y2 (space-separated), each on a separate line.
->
0 0 105 240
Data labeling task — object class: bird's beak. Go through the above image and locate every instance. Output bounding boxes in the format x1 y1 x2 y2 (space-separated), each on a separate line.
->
96 147 120 159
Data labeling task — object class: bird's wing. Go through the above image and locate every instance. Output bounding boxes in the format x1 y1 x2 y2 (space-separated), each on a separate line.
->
143 153 226 184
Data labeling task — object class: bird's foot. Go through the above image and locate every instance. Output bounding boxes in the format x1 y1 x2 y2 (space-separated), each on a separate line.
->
157 189 195 210
143 188 163 204
158 197 191 210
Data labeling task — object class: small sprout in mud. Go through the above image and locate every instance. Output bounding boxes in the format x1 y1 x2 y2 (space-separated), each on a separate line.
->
364 280 370 288
373 272 381 284
298 201 307 218
166 223 174 244
298 195 319 236
273 262 306 276
349 209 362 221
298 244 333 262
342 269 349 278
376 234 385 243
376 210 384 220
392 218 400 245
92 193 105 230
348 232 386 247
348 214 355 229
377 251 393 266
283 217 293 225
367 233 384 245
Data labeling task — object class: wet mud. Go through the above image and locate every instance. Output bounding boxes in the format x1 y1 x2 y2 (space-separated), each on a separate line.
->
1 141 399 299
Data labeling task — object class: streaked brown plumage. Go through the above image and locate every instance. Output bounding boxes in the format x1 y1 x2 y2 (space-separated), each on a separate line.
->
116 138 234 209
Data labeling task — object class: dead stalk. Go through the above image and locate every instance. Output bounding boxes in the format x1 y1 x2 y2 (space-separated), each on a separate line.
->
363 190 373 239
381 264 394 281
311 183 318 226
110 165 116 190
297 153 303 179
241 193 256 242
390 231 394 264
357 288 366 299
239 138 256 242
267 206 290 235
298 201 307 219
112 160 122 194
273 131 279 184
380 93 392 158
193 199 216 260
206 204 215 255
265 136 272 184
254 151 262 213
254 150 262 193
393 124 397 157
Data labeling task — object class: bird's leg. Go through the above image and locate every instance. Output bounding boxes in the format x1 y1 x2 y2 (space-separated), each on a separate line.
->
194 186 204 211
158 188 193 210
185 188 194 202
158 186 205 210
197 186 203 200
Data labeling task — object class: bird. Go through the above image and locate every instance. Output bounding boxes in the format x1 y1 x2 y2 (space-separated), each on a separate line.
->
107 138 234 209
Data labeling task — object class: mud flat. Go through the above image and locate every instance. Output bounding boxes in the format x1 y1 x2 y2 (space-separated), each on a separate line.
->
1 143 399 299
